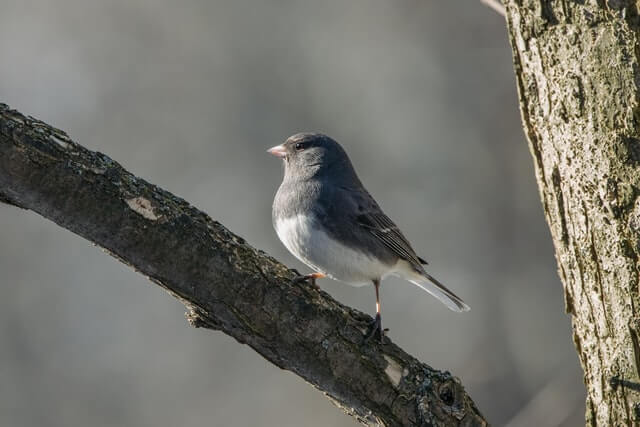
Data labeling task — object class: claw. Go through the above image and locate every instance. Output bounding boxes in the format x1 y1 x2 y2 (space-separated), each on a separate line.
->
364 313 387 344
291 272 325 289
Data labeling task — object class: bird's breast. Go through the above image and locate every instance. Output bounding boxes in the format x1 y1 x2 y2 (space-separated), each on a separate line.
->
274 214 394 286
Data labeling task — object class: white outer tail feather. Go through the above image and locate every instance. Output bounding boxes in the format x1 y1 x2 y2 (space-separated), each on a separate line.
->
402 269 470 312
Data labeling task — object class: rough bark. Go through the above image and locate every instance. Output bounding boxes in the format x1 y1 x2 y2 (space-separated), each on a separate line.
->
504 1 640 425
0 104 486 427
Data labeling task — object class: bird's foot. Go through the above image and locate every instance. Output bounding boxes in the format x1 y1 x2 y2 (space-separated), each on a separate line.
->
291 272 325 289
364 314 389 344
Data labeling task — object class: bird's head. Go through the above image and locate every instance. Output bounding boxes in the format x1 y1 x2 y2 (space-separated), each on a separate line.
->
268 133 357 183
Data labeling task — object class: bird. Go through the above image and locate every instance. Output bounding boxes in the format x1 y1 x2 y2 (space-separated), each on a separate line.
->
268 133 469 342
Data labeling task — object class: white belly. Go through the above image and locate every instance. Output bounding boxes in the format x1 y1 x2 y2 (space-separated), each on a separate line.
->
275 214 394 286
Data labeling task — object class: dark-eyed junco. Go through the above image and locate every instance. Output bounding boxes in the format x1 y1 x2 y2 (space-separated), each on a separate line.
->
268 133 469 342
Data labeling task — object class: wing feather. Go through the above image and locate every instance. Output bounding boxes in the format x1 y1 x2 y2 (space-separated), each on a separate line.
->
356 211 425 268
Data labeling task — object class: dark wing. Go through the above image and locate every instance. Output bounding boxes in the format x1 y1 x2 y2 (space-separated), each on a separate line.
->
316 184 429 268
356 209 427 269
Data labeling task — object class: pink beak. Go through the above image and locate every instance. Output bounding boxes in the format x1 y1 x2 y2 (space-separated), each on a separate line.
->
267 144 287 158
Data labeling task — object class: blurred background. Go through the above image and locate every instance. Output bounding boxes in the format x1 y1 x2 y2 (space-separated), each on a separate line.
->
0 1 584 426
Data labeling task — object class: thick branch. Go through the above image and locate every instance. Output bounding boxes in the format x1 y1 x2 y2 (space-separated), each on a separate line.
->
0 104 486 427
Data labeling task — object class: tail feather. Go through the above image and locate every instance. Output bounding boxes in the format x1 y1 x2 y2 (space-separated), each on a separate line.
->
407 271 470 312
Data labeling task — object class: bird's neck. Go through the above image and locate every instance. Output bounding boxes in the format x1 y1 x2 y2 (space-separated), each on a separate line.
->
283 162 362 188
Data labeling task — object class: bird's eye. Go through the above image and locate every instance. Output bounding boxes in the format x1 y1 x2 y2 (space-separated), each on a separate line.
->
294 142 304 151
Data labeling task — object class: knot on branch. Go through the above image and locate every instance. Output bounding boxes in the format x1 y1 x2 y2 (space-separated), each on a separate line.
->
416 370 484 426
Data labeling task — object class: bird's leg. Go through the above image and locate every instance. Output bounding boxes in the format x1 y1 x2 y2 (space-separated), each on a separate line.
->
292 272 325 289
365 279 387 343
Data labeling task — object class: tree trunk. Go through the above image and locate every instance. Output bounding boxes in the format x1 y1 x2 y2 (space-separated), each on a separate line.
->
504 1 640 424
0 104 487 427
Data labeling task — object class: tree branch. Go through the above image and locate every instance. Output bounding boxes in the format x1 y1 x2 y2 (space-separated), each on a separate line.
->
0 103 486 426
480 0 506 17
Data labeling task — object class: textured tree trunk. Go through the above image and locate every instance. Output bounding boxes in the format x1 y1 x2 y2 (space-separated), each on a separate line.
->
0 104 487 427
504 1 640 424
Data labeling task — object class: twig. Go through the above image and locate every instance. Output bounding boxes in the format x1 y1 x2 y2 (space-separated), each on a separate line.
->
480 0 506 17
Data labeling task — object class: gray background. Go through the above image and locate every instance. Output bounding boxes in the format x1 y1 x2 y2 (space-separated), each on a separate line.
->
0 1 584 426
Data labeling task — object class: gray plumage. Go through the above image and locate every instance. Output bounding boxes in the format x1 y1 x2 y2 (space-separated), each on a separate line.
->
269 133 469 313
